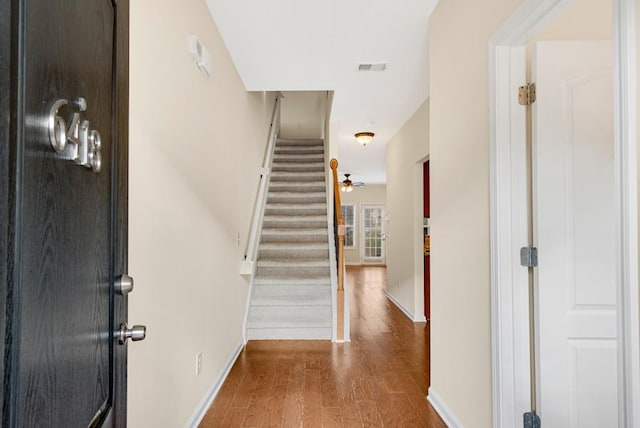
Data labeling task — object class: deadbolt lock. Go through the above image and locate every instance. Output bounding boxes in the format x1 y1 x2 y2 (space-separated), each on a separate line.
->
115 274 134 295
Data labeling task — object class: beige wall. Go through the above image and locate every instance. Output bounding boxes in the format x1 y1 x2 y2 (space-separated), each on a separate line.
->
535 0 612 40
128 1 276 426
385 100 429 320
428 0 520 426
280 91 327 139
340 185 387 265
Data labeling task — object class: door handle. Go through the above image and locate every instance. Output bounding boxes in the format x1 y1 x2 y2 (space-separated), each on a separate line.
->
117 323 146 345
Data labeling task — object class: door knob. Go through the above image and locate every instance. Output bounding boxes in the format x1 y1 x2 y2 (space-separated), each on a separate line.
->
115 274 134 295
117 323 146 345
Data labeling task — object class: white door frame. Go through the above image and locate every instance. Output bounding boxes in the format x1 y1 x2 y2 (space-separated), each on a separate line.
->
489 1 639 427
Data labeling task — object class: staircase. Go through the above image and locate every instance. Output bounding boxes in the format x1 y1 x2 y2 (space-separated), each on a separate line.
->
246 139 333 340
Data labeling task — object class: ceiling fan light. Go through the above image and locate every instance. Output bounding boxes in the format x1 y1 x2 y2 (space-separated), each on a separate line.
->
354 132 375 146
341 173 354 192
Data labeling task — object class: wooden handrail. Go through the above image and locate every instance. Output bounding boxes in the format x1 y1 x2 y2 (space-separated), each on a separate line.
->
330 158 345 342
330 158 345 292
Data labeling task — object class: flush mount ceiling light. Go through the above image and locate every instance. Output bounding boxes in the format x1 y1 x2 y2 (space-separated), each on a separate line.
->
354 132 375 146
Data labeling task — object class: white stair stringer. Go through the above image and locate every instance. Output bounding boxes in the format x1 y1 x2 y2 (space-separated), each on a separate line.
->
247 138 333 340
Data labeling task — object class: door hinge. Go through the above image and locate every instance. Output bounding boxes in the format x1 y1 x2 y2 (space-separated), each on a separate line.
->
520 246 538 267
523 411 541 428
518 83 536 105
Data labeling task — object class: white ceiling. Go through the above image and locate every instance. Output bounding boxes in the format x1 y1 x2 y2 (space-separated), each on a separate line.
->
204 0 438 184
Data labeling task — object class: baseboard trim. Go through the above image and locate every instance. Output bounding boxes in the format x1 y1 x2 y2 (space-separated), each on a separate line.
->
427 387 464 428
385 292 425 323
185 341 245 428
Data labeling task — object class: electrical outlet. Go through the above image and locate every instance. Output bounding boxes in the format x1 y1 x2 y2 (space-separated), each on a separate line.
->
196 352 203 376
236 232 240 247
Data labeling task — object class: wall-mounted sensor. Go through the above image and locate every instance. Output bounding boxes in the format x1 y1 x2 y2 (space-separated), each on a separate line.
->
188 35 212 78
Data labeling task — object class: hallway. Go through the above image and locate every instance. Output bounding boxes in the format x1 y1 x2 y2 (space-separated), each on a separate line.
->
199 266 445 427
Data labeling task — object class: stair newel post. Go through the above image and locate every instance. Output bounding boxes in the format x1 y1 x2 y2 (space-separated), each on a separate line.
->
330 158 345 341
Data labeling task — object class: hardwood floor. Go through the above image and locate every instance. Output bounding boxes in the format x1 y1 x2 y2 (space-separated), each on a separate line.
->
199 266 445 428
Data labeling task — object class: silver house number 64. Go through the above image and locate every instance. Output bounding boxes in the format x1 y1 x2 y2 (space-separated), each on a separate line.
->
48 97 102 173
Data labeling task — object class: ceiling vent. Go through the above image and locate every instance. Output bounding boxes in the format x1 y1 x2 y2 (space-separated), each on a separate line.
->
358 62 388 71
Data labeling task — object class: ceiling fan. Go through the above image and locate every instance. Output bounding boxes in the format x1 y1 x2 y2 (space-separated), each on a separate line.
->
341 174 365 192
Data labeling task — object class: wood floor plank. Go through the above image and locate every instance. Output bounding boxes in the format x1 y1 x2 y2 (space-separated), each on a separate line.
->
356 400 384 428
282 361 305 427
218 407 248 428
261 358 290 428
303 369 322 428
241 372 274 427
321 407 343 428
200 266 444 428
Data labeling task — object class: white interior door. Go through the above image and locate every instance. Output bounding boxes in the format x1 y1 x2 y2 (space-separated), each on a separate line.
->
361 205 386 264
533 41 617 428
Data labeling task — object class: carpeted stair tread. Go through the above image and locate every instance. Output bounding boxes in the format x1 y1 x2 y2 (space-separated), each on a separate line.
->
257 270 330 281
274 146 325 154
271 164 325 173
270 171 326 181
273 155 324 164
266 193 326 204
268 183 326 193
247 305 332 328
257 258 330 267
263 214 327 221
260 234 327 245
251 284 331 306
264 204 327 216
246 327 332 340
276 138 323 145
253 277 331 286
259 242 329 250
259 242 329 259
262 217 328 230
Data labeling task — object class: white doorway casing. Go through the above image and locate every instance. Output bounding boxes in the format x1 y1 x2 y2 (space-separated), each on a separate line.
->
489 0 639 427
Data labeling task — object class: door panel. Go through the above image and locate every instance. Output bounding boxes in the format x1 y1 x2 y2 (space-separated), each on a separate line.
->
533 41 616 428
361 205 386 264
11 0 119 425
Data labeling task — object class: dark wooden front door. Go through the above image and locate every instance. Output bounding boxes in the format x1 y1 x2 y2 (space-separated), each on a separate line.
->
423 160 430 322
1 0 130 426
